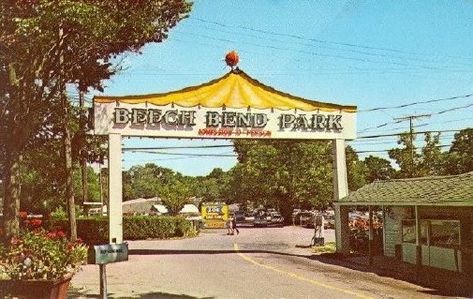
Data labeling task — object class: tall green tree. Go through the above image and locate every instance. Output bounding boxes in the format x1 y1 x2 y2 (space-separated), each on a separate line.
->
420 132 445 176
160 181 192 215
230 140 334 221
388 133 422 178
363 155 395 183
346 146 366 191
1 0 191 240
445 128 473 175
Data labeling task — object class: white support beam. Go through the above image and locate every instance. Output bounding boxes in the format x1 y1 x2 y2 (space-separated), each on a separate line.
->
332 139 349 200
333 139 350 254
108 133 123 243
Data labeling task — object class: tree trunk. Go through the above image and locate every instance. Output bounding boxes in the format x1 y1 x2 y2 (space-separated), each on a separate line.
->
79 89 88 205
62 97 77 241
81 159 88 204
3 148 22 242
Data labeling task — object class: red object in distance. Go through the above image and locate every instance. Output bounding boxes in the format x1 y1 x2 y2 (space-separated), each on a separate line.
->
225 51 239 67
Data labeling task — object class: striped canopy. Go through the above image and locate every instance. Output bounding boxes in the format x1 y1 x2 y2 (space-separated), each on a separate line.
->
94 69 356 113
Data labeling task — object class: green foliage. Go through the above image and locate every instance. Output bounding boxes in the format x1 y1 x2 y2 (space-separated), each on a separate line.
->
388 133 422 178
229 140 334 221
50 216 195 244
446 128 473 174
123 164 180 200
346 146 366 191
160 181 192 215
0 229 87 280
50 207 67 221
363 155 395 183
1 0 192 239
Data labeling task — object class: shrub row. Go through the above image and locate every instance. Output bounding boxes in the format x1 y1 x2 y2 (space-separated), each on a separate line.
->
48 216 195 244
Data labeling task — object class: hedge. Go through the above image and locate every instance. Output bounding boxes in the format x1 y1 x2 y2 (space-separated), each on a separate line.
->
48 215 196 244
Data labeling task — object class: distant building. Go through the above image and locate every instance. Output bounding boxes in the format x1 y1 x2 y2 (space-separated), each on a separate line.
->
122 197 161 215
180 204 199 214
151 204 169 215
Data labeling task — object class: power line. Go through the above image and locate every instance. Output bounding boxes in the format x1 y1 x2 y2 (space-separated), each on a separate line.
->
358 129 465 139
358 93 473 113
193 18 473 65
123 144 232 151
355 144 451 154
127 150 236 157
191 19 473 71
358 102 473 133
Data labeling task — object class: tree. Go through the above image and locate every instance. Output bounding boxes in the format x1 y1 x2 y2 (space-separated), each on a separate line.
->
445 128 473 175
1 0 191 240
419 132 445 176
230 140 334 222
160 181 192 215
346 146 366 191
388 133 422 178
123 164 179 200
363 155 395 183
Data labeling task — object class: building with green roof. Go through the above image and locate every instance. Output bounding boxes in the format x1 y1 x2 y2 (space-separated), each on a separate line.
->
334 171 473 274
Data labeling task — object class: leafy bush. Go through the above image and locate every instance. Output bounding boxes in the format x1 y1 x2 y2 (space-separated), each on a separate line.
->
0 230 87 280
50 216 196 244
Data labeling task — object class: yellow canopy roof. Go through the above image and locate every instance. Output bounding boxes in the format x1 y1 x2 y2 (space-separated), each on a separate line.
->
94 69 357 113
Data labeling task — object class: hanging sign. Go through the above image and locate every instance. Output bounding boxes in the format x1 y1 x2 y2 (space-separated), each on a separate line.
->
93 102 356 140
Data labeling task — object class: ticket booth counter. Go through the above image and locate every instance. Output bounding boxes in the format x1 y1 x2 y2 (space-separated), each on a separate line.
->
402 219 462 272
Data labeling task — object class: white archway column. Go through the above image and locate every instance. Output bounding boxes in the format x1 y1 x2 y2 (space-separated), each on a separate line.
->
108 133 123 243
333 139 350 254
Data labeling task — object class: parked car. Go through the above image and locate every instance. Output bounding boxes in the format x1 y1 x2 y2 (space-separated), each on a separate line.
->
323 214 335 229
298 211 315 227
254 214 269 227
234 211 246 223
268 211 284 227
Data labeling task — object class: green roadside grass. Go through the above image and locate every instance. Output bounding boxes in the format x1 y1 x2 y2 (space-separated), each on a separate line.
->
311 242 336 254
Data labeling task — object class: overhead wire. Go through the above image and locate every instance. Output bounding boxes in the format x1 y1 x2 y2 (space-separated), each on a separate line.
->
192 18 473 66
358 93 473 113
358 101 473 133
190 19 473 70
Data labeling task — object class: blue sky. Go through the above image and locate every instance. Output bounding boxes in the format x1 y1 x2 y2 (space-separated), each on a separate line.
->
85 0 473 176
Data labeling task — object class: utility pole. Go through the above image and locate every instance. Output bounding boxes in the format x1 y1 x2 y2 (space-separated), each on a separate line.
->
394 114 431 177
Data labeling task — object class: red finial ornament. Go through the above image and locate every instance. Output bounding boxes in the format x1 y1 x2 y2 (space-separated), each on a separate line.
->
225 50 239 69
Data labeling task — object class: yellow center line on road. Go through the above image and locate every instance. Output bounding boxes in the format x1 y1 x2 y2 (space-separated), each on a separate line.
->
233 243 374 299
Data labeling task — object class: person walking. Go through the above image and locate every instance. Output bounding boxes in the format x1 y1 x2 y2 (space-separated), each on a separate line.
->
311 213 324 246
227 217 233 235
232 215 239 235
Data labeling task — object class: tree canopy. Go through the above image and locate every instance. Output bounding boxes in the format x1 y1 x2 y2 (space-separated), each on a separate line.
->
1 0 192 239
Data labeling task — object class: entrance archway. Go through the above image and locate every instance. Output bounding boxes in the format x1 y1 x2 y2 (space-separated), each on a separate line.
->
92 68 357 253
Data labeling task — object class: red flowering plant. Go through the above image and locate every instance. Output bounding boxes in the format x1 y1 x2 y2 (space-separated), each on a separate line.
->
0 229 87 280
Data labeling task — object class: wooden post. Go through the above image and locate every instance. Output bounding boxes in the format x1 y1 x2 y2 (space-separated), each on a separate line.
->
415 206 422 273
368 206 373 266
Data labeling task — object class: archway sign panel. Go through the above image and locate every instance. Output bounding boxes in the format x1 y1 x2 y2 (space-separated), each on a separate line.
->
94 70 357 140
93 69 357 249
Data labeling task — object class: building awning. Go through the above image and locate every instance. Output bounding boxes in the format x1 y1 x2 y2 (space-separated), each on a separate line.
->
180 204 199 214
94 69 356 113
152 204 169 214
335 171 473 206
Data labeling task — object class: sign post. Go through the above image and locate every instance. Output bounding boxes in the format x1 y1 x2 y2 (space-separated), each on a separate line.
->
89 243 129 298
99 264 107 299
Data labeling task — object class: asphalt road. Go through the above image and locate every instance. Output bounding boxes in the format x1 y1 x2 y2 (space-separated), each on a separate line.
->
69 226 458 299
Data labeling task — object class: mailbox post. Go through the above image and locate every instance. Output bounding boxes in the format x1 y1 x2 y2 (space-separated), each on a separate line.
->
89 243 129 299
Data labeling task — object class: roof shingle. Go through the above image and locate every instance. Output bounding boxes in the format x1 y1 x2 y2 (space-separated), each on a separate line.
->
337 172 473 205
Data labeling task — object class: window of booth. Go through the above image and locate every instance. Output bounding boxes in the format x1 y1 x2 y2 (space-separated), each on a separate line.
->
402 220 416 243
430 220 460 247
